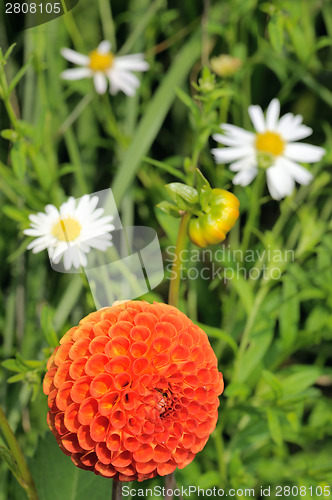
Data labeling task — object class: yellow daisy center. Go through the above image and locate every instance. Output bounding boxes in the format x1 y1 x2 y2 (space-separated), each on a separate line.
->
52 217 81 242
255 131 284 156
88 50 114 72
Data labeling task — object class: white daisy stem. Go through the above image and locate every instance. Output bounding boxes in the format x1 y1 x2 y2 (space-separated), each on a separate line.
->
241 170 265 252
102 96 128 148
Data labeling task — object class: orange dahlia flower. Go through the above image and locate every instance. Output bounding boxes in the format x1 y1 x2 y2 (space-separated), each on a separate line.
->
43 301 224 482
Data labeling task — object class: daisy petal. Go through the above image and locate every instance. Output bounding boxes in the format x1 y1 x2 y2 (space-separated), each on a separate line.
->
266 164 295 200
94 73 108 94
285 126 313 142
97 41 112 54
211 146 253 163
213 133 253 147
232 168 258 186
229 157 257 172
108 72 138 96
279 157 313 185
114 54 149 72
265 99 280 130
61 68 93 81
61 48 89 66
285 143 325 163
221 124 255 141
248 105 266 132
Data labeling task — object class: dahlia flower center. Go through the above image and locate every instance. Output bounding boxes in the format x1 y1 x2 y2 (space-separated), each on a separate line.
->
88 50 114 72
255 131 284 156
52 217 81 242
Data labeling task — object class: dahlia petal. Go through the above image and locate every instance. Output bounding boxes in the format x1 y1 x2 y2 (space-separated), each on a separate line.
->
71 376 92 403
64 403 81 433
133 444 154 463
130 325 151 342
53 361 72 388
106 432 121 451
62 433 83 453
111 409 126 429
78 397 98 425
135 460 157 474
112 451 132 468
94 461 116 477
77 425 96 450
56 381 74 411
113 372 131 391
96 442 113 465
90 373 114 398
98 392 119 416
134 312 158 330
85 353 109 376
90 415 109 441
157 460 177 476
105 337 130 357
69 338 90 359
55 413 67 435
80 451 98 467
130 342 148 358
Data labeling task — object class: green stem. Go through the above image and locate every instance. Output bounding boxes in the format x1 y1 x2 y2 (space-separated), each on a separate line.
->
241 170 265 252
0 407 39 500
98 0 116 50
112 479 122 500
168 212 191 308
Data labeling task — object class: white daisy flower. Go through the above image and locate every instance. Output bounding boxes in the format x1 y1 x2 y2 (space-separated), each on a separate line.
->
24 195 115 271
60 40 149 96
211 98 325 200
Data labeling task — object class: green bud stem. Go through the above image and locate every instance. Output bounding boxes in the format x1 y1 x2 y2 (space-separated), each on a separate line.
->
168 212 191 307
0 406 39 500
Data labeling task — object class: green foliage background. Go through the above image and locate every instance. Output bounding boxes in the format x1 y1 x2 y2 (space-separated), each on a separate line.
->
0 0 332 499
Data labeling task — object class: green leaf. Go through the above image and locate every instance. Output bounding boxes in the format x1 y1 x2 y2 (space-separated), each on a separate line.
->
165 183 199 204
2 205 29 223
280 366 323 397
196 168 210 193
142 156 186 181
1 129 19 142
7 373 26 383
279 277 299 350
4 44 16 61
41 305 59 348
111 30 201 205
156 201 182 218
8 59 31 94
1 359 23 373
197 322 238 354
268 16 284 54
261 370 283 400
267 409 283 447
13 434 111 500
0 445 22 482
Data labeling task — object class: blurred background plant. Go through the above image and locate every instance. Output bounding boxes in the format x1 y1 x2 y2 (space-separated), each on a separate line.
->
0 0 332 499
